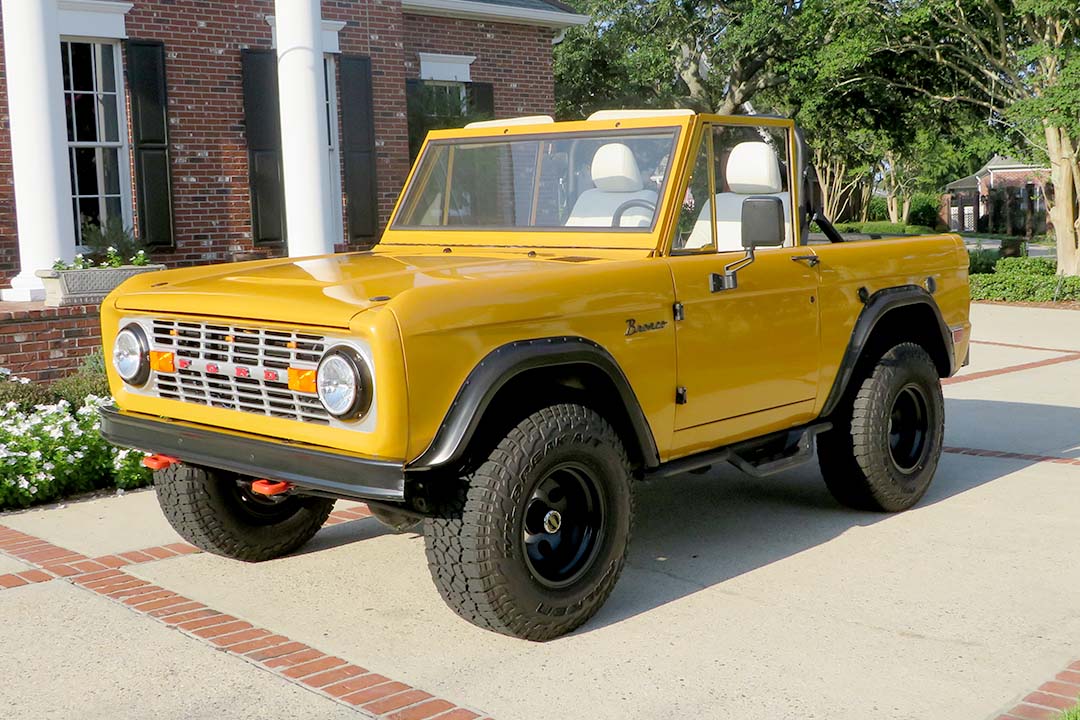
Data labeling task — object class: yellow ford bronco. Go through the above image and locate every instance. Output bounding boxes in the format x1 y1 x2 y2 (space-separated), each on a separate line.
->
100 110 970 641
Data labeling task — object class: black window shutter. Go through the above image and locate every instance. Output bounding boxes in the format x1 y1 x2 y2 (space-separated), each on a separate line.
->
466 82 495 119
126 40 174 247
241 49 286 245
340 55 379 242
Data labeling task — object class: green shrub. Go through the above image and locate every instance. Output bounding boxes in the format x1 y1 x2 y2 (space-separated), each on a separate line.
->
904 224 935 235
968 248 1001 274
969 272 1080 302
995 256 1057 276
858 221 908 234
867 196 889 221
50 351 110 407
907 193 941 228
0 371 55 412
0 363 150 510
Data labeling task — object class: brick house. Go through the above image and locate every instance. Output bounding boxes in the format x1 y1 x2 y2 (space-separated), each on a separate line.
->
941 155 1049 235
0 0 584 380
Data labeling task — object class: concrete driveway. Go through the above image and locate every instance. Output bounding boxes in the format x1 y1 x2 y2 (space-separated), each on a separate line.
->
2 303 1079 720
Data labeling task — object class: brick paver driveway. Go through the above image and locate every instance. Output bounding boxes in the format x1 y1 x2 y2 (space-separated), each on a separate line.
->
2 303 1079 720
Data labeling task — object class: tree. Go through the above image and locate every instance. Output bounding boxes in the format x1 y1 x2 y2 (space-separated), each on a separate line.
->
554 0 826 119
861 0 1080 274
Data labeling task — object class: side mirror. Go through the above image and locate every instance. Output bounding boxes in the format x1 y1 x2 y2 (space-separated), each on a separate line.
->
711 196 785 293
741 196 786 249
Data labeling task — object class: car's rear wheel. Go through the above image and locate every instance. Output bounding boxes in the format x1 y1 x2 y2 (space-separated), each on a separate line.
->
423 403 633 641
818 342 944 512
154 464 334 561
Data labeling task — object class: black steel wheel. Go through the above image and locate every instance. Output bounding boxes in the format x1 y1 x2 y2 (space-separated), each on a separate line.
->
818 342 944 512
888 384 931 474
424 403 633 641
521 462 606 589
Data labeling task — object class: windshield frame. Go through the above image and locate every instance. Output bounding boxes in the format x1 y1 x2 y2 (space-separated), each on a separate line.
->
383 117 693 250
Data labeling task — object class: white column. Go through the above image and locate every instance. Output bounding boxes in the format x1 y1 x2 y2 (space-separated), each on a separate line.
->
274 0 334 258
1 0 76 301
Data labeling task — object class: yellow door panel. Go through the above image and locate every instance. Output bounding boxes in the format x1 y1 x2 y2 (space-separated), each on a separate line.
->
666 247 820 434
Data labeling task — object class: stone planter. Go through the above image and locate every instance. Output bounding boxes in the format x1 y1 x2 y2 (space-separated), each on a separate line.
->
35 265 167 307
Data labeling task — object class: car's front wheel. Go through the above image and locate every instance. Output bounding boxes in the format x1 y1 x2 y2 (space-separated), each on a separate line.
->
423 403 634 641
154 464 334 561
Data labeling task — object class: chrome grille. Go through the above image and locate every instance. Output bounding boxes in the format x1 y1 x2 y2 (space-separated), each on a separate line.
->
147 318 330 424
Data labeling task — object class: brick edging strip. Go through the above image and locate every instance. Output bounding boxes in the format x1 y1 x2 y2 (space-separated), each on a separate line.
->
943 352 1080 385
944 446 1080 466
0 522 491 720
995 660 1080 719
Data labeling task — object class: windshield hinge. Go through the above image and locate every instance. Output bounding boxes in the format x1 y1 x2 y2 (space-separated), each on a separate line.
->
673 302 685 322
675 386 688 405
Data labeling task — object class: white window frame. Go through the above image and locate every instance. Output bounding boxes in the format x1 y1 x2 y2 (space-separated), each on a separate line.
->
61 36 134 250
418 52 475 82
324 54 345 247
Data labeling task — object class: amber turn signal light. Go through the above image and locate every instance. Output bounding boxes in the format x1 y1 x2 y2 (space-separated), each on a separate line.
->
149 350 175 373
288 367 316 393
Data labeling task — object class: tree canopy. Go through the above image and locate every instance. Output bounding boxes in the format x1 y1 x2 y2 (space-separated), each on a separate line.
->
554 0 1080 273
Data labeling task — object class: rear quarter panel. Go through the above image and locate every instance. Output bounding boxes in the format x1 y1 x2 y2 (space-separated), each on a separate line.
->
810 234 970 413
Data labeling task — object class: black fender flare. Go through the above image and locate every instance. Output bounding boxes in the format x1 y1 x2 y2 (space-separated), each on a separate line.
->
820 285 954 417
406 336 660 471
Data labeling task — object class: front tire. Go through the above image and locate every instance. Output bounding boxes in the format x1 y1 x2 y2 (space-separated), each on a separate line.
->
818 342 945 512
154 464 334 561
423 404 633 641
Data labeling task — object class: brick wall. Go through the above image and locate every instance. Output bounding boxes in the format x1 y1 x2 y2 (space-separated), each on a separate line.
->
402 15 555 117
0 1 559 285
0 304 102 383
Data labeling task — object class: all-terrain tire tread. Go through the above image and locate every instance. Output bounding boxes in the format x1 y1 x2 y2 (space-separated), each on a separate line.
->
155 464 334 562
818 342 944 512
423 403 633 641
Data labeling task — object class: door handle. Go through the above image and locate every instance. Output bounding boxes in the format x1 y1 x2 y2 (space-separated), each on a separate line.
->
791 255 820 267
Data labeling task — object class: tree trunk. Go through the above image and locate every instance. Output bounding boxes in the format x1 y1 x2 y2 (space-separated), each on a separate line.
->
901 197 911 225
1045 124 1080 276
887 195 900 224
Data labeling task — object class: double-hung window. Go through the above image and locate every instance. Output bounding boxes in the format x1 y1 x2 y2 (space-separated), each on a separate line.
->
61 39 132 245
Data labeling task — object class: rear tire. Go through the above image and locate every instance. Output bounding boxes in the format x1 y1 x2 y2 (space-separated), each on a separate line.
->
154 464 334 561
423 403 633 641
818 342 944 512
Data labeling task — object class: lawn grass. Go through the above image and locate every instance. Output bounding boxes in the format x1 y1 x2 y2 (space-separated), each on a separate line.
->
1058 705 1080 720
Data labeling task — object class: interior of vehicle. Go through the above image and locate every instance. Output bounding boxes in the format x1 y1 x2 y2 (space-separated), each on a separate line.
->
393 130 676 231
564 143 658 228
675 126 794 252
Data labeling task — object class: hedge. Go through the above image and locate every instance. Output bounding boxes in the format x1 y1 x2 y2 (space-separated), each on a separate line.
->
969 256 1080 302
0 357 151 510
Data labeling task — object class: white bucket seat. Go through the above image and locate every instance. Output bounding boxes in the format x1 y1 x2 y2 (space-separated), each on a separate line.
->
685 141 791 250
565 143 657 228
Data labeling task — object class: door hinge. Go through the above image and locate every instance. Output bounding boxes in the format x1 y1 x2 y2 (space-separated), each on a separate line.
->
675 387 688 405
673 301 685 321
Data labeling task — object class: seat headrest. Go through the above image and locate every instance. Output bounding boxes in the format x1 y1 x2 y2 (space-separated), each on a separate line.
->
591 143 644 193
725 141 783 194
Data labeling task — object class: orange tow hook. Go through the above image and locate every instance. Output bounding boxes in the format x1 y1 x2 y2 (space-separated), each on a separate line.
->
250 479 292 496
142 454 180 471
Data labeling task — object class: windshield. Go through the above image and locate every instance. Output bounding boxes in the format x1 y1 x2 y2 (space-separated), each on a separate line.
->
392 129 679 232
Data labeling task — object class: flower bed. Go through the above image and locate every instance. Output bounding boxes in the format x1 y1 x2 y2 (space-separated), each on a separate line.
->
0 368 151 511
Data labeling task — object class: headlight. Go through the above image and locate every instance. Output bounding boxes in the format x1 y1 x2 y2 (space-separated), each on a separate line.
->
316 346 372 420
113 325 150 386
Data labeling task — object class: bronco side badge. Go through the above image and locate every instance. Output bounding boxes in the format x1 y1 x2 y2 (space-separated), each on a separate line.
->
625 318 668 336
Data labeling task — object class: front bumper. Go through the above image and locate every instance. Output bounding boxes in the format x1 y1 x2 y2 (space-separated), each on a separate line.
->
99 407 405 502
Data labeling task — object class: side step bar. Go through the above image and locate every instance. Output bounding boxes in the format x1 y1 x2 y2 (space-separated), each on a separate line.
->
727 422 832 477
647 421 832 480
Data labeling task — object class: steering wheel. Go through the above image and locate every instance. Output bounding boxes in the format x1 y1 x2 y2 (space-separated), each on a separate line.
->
611 199 657 227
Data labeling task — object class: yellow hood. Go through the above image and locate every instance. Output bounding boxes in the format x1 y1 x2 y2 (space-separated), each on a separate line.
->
111 249 624 327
